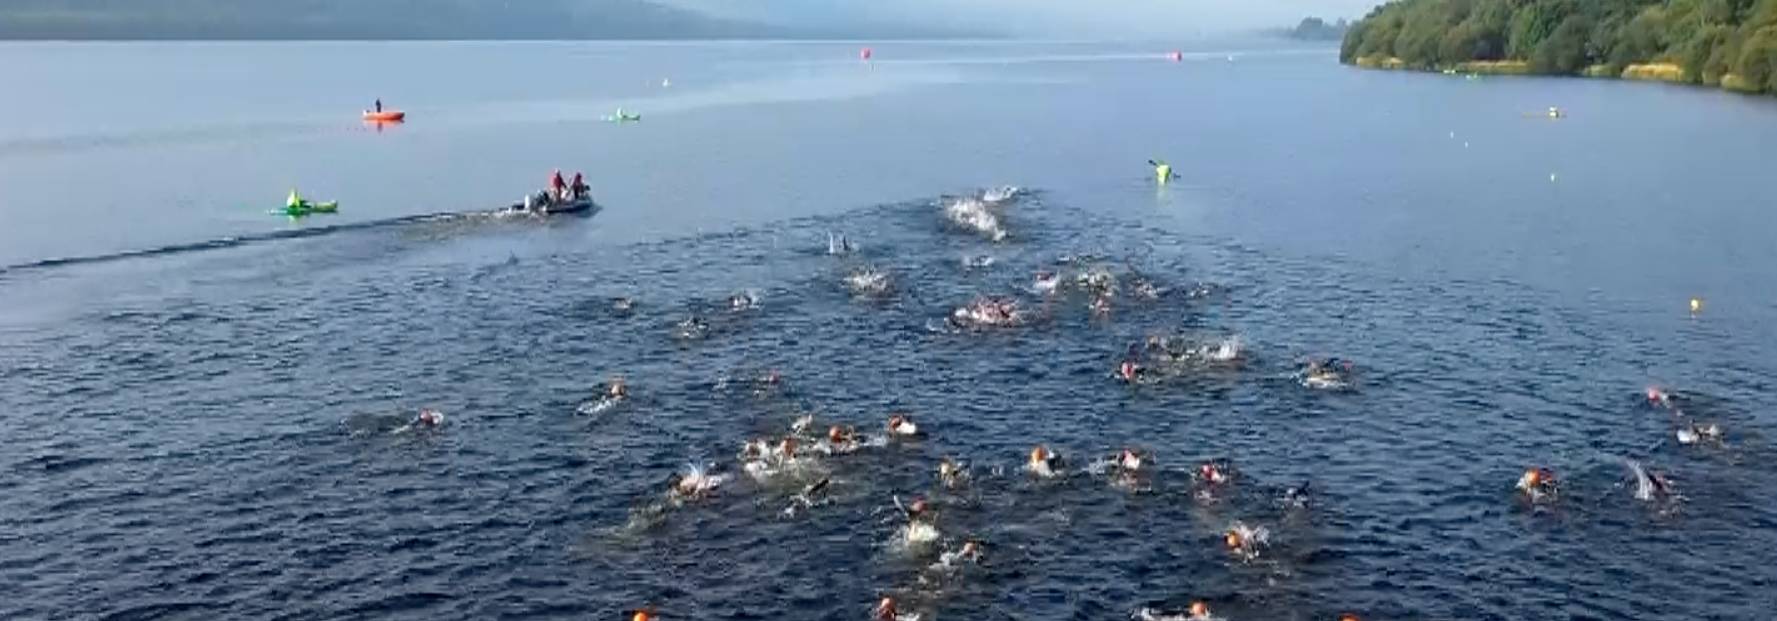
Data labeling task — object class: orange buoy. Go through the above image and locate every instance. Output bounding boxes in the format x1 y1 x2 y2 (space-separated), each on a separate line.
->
1169 50 1183 62
362 110 405 122
860 47 873 61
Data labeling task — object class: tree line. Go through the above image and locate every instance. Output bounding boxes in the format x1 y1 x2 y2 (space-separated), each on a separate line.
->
1340 0 1777 94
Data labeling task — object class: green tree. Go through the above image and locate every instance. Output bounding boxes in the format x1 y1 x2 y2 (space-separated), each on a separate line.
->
1736 25 1777 90
1533 14 1596 72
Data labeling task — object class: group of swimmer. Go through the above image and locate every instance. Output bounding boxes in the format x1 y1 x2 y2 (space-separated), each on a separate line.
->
367 185 1732 620
1515 386 1729 511
597 193 1383 620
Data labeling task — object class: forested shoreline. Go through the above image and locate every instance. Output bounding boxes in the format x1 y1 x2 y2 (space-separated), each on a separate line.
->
1340 0 1777 95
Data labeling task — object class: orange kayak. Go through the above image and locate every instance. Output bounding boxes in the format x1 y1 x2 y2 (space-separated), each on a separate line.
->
362 110 406 122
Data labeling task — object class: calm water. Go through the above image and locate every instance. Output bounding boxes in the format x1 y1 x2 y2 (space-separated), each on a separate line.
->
2 41 1775 620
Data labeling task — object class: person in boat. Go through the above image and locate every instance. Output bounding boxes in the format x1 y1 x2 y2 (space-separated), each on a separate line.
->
569 172 589 200
549 169 567 202
374 99 383 113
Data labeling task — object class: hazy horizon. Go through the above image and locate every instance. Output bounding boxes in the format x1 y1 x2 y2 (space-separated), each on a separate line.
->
0 0 1377 40
656 0 1375 38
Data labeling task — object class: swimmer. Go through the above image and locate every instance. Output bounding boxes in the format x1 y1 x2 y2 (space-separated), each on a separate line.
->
1116 360 1145 383
1645 386 1673 409
1117 448 1144 472
415 409 444 427
962 254 997 270
1516 467 1558 502
897 495 932 521
845 268 892 296
672 315 709 340
892 496 941 544
1224 521 1270 562
1339 615 1361 621
666 463 728 502
629 609 653 621
887 414 920 438
937 539 983 568
1090 295 1113 315
1076 266 1114 288
827 231 857 255
1132 603 1214 621
729 291 760 312
739 437 770 461
790 414 815 435
782 477 832 516
1280 481 1312 509
874 596 923 621
825 425 861 455
612 297 635 312
1674 421 1722 446
750 370 785 398
1105 448 1152 492
1130 278 1162 300
1197 461 1232 485
1027 445 1063 478
1300 357 1355 390
1625 459 1679 503
937 457 969 489
389 408 445 434
1033 270 1061 295
775 436 799 461
577 379 627 415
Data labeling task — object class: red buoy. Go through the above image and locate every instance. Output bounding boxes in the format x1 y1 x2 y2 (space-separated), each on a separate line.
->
860 47 874 61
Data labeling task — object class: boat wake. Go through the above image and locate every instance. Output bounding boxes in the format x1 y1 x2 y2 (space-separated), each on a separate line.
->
0 204 598 275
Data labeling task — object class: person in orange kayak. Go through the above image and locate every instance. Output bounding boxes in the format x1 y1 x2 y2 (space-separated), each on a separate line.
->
550 169 567 201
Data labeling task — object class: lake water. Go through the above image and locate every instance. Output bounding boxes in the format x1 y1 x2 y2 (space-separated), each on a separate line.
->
2 41 1775 620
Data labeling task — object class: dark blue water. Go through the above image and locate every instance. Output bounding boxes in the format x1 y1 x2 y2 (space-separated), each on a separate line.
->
2 41 1776 620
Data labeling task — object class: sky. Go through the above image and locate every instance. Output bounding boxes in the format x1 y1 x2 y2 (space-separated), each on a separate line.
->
656 0 1383 38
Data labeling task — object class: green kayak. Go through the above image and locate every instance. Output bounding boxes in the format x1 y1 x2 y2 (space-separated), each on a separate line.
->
275 201 339 217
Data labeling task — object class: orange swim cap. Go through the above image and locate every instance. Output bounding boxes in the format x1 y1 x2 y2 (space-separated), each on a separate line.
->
631 611 650 621
1339 614 1360 621
1189 601 1209 617
1224 531 1242 549
1030 445 1050 463
828 426 846 443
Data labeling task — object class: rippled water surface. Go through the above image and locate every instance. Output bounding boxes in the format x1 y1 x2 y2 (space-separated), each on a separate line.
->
3 41 1776 621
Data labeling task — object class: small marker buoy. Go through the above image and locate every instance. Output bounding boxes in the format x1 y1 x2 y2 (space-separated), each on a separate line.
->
661 78 671 88
1549 173 1558 182
1169 50 1183 62
860 47 873 61
1690 298 1702 314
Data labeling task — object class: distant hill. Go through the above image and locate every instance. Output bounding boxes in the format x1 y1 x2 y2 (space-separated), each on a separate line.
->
1282 16 1350 41
0 0 793 40
1339 0 1777 96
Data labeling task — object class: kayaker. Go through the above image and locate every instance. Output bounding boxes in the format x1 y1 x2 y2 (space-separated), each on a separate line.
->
549 170 567 201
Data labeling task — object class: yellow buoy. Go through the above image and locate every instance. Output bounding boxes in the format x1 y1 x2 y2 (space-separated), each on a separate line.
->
1690 298 1702 314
